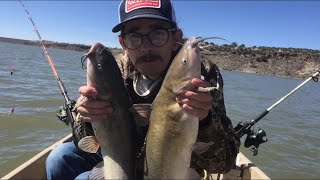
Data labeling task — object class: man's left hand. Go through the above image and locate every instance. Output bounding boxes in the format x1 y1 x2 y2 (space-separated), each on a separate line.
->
176 78 212 121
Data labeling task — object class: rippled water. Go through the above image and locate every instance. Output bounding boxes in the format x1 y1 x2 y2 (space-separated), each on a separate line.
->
223 71 320 179
0 42 319 179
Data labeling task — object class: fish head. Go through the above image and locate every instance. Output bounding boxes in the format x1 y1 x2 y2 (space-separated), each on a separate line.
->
165 36 228 95
85 43 120 88
166 36 203 94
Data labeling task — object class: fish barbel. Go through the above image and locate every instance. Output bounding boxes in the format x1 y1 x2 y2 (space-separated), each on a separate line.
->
144 37 222 179
77 43 136 179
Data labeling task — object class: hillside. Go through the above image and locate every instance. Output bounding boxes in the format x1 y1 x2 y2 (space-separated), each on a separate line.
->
1 37 319 79
199 42 320 79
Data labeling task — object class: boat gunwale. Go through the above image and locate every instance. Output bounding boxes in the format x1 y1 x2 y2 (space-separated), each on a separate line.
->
1 133 73 180
2 133 270 180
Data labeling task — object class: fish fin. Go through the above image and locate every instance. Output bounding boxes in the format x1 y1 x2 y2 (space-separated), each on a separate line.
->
78 136 100 153
89 162 104 180
192 141 214 155
187 168 201 180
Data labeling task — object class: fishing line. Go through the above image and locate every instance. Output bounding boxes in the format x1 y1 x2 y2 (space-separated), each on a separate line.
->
236 70 320 138
18 0 75 125
235 70 320 155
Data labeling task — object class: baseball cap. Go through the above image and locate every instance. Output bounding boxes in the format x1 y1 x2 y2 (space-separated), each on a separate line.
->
112 0 177 33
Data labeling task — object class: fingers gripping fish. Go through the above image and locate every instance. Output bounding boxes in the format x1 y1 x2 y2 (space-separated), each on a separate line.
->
77 43 136 179
144 37 223 179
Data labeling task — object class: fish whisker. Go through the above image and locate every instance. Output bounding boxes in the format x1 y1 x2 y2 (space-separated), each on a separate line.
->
81 54 88 69
192 36 230 46
199 44 214 53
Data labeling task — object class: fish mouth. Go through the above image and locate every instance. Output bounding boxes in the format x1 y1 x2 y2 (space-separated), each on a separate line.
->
175 87 190 94
173 80 197 95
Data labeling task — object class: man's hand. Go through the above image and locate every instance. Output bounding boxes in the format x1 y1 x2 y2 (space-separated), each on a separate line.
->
176 78 212 121
76 86 113 122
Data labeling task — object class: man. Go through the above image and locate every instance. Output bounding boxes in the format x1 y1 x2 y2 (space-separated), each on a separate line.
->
46 0 240 179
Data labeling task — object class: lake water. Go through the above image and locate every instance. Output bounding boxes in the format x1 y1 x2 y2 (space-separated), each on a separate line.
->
0 42 319 179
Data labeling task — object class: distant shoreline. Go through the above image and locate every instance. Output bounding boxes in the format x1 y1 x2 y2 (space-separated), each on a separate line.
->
1 36 319 79
0 36 120 53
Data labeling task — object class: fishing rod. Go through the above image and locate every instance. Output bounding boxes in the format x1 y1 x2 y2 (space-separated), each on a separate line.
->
18 0 75 125
235 70 320 156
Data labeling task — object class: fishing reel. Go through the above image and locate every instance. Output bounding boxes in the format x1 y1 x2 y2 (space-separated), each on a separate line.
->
244 127 268 156
56 100 77 126
235 122 268 156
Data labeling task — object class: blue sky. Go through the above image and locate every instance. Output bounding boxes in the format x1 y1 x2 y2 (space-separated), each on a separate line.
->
1 1 320 50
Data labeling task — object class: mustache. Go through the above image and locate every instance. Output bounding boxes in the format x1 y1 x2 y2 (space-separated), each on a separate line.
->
136 53 162 64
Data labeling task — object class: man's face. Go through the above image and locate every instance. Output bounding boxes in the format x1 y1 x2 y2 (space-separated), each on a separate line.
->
120 19 180 80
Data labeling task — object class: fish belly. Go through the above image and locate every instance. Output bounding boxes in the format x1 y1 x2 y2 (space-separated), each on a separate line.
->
146 105 199 179
91 109 135 179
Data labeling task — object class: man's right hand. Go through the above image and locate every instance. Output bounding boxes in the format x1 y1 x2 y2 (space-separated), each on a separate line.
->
76 86 113 122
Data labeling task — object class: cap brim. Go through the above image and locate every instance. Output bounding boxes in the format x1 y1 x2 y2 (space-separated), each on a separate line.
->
112 14 175 33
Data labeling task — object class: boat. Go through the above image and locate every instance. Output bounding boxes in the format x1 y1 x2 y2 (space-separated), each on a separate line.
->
2 133 270 180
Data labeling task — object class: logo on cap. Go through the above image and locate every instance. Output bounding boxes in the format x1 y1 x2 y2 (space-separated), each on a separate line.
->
125 0 161 13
